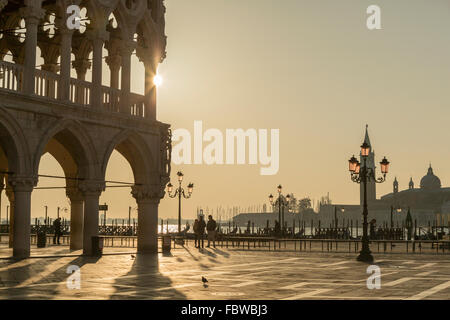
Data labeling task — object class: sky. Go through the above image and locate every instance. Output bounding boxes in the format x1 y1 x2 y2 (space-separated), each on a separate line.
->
2 0 450 221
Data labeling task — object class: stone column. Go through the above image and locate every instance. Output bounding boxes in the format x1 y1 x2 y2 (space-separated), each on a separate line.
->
132 185 162 254
20 5 45 94
67 188 84 250
80 182 103 256
5 188 14 248
88 30 109 109
58 28 73 101
105 54 121 89
144 59 157 120
72 59 91 104
119 44 135 114
9 177 35 259
0 175 4 224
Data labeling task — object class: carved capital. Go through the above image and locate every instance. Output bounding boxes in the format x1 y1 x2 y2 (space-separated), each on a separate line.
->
119 40 137 57
131 184 164 203
79 180 105 197
72 59 91 75
20 6 45 25
105 54 122 69
66 187 84 202
8 175 37 193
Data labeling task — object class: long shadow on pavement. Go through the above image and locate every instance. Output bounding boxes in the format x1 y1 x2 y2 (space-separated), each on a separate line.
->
109 253 187 300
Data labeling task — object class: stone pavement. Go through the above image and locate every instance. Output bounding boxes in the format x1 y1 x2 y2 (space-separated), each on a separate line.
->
0 244 448 300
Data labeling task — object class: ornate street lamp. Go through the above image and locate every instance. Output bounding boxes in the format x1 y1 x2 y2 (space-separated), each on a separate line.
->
348 143 390 263
167 171 194 234
269 185 290 237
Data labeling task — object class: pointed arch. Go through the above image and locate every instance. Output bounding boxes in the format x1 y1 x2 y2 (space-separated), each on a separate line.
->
0 106 31 175
33 118 99 181
102 129 155 185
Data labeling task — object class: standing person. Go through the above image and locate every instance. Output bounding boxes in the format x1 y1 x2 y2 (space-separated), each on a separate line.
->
198 215 206 249
369 219 376 240
53 217 62 245
206 215 217 248
274 220 281 237
193 219 200 248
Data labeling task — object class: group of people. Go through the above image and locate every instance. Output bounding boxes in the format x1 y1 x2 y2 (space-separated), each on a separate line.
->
193 215 217 249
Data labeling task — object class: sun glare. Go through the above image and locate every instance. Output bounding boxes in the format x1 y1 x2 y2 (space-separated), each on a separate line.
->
153 74 163 87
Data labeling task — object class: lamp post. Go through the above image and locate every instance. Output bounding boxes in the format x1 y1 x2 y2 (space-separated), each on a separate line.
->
348 143 390 263
269 185 290 237
167 171 194 234
390 205 402 229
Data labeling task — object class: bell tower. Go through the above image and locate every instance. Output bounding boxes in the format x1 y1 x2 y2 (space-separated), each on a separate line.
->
409 177 414 190
360 125 377 205
393 177 399 194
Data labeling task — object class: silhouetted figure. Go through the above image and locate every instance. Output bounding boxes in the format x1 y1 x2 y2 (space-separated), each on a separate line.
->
206 215 217 248
198 215 206 249
53 217 62 245
193 219 200 248
369 219 376 240
274 220 281 237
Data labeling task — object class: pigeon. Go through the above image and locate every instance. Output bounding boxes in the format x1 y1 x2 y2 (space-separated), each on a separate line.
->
202 276 208 284
131 254 135 259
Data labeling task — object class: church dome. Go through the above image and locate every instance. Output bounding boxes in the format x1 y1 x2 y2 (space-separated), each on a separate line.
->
420 165 441 190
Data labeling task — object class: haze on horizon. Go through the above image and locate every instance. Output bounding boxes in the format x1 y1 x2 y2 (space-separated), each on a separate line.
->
2 0 450 221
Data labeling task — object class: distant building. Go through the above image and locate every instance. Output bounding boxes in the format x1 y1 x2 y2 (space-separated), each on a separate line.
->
320 127 450 226
234 127 450 227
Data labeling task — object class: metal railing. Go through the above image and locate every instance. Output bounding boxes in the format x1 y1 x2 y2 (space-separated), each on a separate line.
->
1 233 448 254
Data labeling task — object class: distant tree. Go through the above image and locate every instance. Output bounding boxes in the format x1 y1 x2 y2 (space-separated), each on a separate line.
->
298 197 312 212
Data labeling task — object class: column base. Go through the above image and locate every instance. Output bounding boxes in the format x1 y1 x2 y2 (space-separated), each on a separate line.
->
70 243 83 251
137 245 158 254
357 250 374 263
13 248 30 260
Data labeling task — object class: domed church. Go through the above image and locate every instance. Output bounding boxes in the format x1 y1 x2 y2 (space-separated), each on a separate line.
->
319 127 450 226
380 164 450 213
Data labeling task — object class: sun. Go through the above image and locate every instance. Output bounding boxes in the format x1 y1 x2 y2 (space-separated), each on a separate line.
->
153 74 163 87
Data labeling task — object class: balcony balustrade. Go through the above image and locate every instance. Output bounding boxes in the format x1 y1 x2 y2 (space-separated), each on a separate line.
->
0 60 146 118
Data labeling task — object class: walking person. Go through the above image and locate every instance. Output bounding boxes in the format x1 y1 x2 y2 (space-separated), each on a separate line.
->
53 217 62 245
193 219 200 248
206 215 217 248
198 215 206 249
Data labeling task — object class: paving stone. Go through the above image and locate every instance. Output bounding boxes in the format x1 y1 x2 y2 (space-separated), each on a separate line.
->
0 244 448 299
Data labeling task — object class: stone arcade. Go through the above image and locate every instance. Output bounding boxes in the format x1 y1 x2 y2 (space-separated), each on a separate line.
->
0 0 172 258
